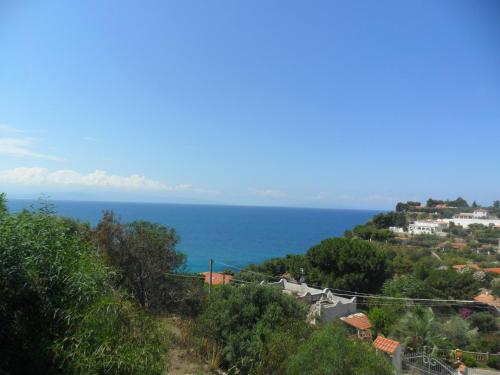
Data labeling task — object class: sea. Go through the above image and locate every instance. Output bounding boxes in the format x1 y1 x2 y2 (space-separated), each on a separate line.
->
6 200 380 272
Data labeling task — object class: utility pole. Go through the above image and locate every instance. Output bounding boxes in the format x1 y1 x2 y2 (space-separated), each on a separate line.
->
209 258 213 297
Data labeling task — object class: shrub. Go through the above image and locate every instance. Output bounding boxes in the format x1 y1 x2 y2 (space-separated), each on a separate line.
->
469 312 498 333
488 355 500 370
194 284 308 374
286 323 392 375
0 207 168 375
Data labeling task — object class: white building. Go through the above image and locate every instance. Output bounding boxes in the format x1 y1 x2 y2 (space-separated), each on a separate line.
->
444 218 500 229
408 221 447 236
261 279 357 324
389 226 405 234
453 209 489 220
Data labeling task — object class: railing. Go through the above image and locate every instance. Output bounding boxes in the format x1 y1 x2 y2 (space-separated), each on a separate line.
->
403 352 460 375
434 348 500 363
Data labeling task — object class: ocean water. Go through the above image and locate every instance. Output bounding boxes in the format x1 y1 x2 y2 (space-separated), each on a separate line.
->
6 200 380 272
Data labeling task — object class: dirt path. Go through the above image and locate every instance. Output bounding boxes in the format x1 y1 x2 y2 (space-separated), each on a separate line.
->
162 317 212 375
166 347 209 375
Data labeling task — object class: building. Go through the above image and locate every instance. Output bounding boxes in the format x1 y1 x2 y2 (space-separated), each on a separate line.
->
202 272 233 285
452 264 481 272
389 226 405 234
373 336 402 374
408 220 447 236
340 313 372 340
473 290 500 314
453 209 489 219
262 278 357 324
483 268 500 276
444 217 500 229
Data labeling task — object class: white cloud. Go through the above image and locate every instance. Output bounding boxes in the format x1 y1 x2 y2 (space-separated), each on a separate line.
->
0 167 206 193
0 124 24 133
250 188 287 198
0 138 64 161
83 136 98 142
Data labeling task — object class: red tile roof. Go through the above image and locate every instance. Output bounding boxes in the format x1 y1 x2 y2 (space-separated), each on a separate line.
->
473 292 500 307
202 272 233 285
373 336 400 354
484 268 500 275
340 313 372 330
453 264 481 271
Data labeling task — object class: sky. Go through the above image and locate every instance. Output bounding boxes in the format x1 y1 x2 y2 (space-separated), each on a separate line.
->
0 1 499 209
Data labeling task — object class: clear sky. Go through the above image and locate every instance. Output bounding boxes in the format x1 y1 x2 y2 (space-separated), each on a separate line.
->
1 1 499 209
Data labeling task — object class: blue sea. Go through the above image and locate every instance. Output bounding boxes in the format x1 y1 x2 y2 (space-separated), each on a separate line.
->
6 200 379 272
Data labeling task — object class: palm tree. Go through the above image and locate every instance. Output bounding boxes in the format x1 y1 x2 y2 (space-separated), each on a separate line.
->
391 307 441 352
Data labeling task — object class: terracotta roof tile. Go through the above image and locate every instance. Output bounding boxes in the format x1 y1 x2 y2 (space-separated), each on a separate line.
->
473 293 500 307
484 268 500 275
202 272 233 285
373 336 400 354
340 313 372 330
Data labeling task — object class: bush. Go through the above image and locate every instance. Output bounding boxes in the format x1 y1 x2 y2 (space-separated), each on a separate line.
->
462 354 478 367
469 312 498 333
286 323 392 375
488 355 500 370
194 284 308 374
0 206 168 374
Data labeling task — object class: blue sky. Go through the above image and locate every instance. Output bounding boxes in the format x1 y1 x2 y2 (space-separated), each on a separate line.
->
0 1 499 209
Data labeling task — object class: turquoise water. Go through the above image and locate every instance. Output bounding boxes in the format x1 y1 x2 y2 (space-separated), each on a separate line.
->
7 200 379 272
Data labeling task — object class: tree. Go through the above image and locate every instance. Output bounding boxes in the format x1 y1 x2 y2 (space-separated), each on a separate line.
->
493 200 500 209
195 284 308 374
0 207 168 375
369 306 399 336
469 312 498 333
0 192 7 216
352 224 394 241
286 323 392 375
450 197 469 207
94 212 193 312
382 275 432 299
438 316 478 349
372 212 407 228
392 308 440 351
396 201 421 212
427 198 445 207
425 269 481 300
306 237 390 293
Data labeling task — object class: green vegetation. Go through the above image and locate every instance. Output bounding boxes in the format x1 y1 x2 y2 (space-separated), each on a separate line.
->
286 324 392 375
306 237 390 292
194 284 309 374
2 193 499 374
94 211 204 315
0 200 168 375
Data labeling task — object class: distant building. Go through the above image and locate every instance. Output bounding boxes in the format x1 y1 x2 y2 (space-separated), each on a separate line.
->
473 290 500 314
389 226 405 234
452 264 481 273
434 204 448 209
202 272 233 285
262 279 357 324
453 209 489 220
408 221 447 236
444 217 500 229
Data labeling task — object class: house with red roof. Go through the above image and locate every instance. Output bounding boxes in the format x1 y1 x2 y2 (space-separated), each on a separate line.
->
202 272 233 285
373 336 402 373
340 312 372 341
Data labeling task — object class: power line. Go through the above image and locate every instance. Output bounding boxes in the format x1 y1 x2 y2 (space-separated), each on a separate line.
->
212 259 486 307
